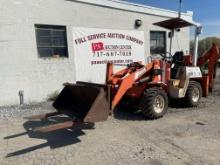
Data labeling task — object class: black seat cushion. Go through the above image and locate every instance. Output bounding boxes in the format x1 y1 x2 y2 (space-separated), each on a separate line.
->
173 51 184 63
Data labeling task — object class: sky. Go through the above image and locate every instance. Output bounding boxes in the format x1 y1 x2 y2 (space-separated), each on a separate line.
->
125 0 220 38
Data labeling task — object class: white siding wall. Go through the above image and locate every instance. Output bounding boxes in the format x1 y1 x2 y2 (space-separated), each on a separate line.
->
0 0 190 105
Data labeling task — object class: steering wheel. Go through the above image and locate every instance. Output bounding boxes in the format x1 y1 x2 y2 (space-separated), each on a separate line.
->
159 52 173 62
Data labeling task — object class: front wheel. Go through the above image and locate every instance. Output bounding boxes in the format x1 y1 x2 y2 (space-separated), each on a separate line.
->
184 81 202 107
140 88 168 119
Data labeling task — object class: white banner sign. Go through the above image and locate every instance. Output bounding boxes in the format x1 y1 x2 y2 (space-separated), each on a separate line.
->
73 27 145 84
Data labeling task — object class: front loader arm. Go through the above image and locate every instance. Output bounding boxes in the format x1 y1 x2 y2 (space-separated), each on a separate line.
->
111 72 137 109
107 62 153 109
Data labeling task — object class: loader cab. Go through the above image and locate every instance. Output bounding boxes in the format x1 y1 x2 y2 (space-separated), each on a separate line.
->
153 17 202 78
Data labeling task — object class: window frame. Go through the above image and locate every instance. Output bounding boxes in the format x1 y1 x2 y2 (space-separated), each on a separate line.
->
35 24 69 58
150 31 166 55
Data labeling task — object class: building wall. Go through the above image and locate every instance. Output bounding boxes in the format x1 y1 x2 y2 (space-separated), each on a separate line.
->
0 0 191 105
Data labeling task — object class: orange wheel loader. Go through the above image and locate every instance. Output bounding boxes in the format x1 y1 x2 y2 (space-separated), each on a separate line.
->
25 17 220 133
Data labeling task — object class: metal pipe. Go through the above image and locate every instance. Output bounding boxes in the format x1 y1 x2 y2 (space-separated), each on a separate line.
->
169 30 174 54
108 85 112 113
18 90 24 105
193 26 202 66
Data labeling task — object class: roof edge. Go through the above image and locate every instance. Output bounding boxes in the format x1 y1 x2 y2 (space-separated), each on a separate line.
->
72 0 193 20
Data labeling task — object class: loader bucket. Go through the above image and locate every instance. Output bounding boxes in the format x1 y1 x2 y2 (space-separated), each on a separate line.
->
53 84 109 123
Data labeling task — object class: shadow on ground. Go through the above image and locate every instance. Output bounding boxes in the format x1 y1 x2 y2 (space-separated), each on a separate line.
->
168 98 190 109
114 108 146 121
4 116 95 158
113 99 193 121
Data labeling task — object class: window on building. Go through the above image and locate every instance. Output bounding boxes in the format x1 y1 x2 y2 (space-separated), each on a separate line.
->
150 31 166 55
35 25 68 58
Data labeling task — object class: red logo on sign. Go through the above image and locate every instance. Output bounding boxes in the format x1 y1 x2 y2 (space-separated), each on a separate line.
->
92 42 104 53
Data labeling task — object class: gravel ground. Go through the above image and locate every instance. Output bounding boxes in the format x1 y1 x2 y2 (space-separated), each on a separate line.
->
0 70 220 165
0 102 54 121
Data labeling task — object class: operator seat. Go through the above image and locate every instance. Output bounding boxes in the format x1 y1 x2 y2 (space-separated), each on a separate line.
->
173 51 184 64
171 51 184 79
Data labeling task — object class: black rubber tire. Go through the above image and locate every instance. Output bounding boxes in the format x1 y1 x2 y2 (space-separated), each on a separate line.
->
184 81 202 107
140 88 168 119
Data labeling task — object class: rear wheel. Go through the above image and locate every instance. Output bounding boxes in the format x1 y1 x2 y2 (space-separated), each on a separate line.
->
140 88 168 119
184 81 202 107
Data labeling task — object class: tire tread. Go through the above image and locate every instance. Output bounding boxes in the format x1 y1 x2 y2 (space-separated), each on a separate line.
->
140 88 168 119
184 81 202 107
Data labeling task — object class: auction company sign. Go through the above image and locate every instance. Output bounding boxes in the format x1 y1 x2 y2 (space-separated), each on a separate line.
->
73 27 145 84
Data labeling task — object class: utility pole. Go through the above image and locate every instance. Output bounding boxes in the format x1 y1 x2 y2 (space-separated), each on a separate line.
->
178 0 182 18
